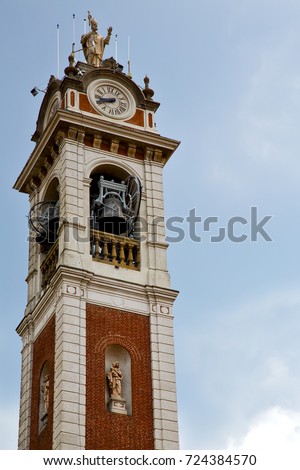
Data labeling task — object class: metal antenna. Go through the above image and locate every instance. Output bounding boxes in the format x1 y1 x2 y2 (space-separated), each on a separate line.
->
57 24 60 78
115 34 118 62
127 36 132 78
72 14 76 61
73 14 76 44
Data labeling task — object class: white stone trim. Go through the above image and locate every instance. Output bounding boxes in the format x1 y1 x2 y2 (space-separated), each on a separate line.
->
149 309 179 450
53 282 86 450
17 325 34 449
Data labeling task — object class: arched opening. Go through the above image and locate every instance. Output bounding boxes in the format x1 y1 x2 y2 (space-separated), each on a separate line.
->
43 177 59 202
89 165 142 270
90 164 141 237
28 177 60 289
28 177 60 252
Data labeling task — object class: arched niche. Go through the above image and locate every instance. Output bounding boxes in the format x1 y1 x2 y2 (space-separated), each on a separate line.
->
105 345 132 415
39 361 50 433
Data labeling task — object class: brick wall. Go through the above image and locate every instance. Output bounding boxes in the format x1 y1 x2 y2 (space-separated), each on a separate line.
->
86 304 154 450
30 315 55 450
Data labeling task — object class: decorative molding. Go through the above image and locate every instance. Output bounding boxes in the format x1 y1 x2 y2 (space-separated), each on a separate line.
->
94 333 142 362
68 126 77 140
93 134 102 149
65 284 85 297
144 147 154 161
77 129 85 143
13 110 179 194
112 296 125 307
153 149 163 163
55 130 65 146
151 304 170 315
110 138 119 153
127 143 137 158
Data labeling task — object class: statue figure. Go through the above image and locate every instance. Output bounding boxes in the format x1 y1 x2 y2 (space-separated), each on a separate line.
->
41 374 50 414
81 11 112 67
107 361 123 398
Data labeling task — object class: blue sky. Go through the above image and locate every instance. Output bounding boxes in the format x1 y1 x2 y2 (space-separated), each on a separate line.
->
1 0 300 450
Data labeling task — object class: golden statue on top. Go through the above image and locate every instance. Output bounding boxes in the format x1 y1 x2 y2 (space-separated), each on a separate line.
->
81 11 112 67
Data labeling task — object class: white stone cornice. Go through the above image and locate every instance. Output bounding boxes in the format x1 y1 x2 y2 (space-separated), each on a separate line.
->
13 110 180 193
145 284 179 307
17 264 179 338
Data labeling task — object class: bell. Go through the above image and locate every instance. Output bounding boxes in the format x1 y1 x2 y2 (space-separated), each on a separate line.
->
97 197 128 235
36 205 59 246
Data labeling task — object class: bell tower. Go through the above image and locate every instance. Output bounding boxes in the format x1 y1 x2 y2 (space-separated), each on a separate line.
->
15 12 180 450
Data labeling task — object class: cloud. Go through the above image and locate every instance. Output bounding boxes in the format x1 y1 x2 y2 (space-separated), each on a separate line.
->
176 284 300 449
227 407 300 451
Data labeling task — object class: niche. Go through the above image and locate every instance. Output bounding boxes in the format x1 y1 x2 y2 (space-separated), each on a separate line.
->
105 345 132 415
39 361 50 433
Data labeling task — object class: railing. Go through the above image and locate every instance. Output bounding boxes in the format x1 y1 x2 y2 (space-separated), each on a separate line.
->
91 229 140 270
40 240 59 288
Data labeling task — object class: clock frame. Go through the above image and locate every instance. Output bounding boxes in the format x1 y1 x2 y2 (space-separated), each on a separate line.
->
87 79 135 120
43 92 61 129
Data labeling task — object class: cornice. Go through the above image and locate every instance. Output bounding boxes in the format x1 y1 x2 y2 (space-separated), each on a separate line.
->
16 264 179 336
13 110 180 194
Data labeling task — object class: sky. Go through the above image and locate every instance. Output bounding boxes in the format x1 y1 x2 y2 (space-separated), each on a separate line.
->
1 0 300 452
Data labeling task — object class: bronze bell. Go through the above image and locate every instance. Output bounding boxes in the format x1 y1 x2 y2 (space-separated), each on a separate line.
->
97 197 128 235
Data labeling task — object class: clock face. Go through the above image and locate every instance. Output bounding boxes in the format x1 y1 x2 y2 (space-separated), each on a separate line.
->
48 98 60 120
88 80 135 120
43 92 61 129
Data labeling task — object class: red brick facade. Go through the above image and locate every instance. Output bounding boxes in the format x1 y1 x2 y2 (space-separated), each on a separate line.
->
29 316 55 450
86 304 154 450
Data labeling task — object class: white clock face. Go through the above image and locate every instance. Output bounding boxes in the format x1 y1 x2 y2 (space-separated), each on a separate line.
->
88 80 135 120
48 98 60 120
43 92 61 129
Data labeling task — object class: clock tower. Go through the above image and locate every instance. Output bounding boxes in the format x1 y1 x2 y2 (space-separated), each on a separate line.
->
14 12 180 450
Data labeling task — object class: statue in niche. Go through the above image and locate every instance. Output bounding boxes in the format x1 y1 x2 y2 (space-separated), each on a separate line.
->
107 361 123 398
41 374 50 414
81 11 112 67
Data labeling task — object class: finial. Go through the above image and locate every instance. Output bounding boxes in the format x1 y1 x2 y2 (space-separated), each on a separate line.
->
127 62 132 79
64 43 79 77
143 75 154 100
69 43 76 67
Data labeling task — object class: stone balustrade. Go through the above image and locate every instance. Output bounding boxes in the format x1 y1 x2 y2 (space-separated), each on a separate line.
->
91 229 140 270
40 240 59 288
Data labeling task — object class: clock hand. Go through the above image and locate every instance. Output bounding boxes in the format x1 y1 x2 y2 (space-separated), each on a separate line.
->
97 97 116 104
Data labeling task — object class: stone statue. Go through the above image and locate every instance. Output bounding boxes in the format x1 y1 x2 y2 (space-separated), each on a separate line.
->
41 374 50 414
107 361 123 398
81 11 112 67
